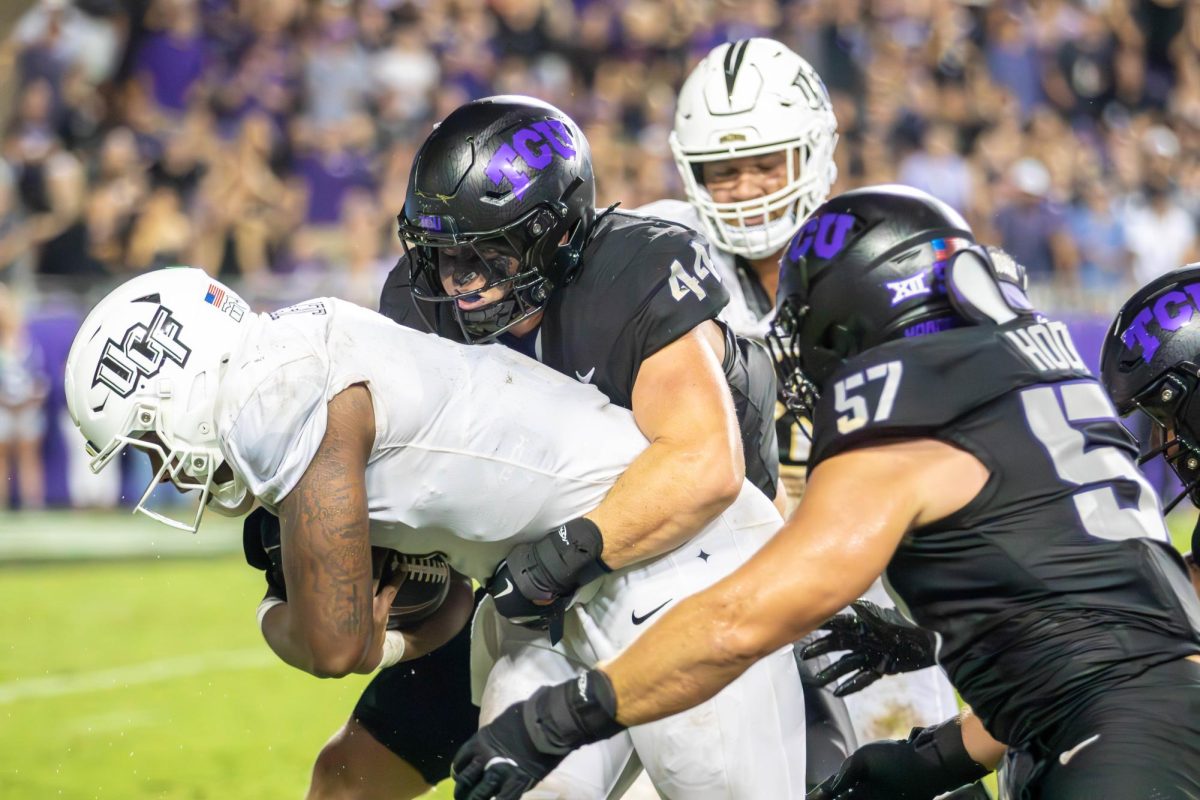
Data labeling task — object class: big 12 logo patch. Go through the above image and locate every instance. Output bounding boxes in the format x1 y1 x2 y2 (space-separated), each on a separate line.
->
93 306 191 398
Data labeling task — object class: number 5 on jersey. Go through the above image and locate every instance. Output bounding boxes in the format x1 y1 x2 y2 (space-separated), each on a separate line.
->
1022 381 1169 543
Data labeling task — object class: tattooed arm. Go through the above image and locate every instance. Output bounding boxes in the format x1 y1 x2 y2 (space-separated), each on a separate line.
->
260 384 392 678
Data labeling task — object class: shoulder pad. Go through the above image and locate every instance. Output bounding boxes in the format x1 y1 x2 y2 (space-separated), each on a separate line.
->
809 320 1094 467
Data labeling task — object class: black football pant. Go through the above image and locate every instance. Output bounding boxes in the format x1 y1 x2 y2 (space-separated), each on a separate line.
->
352 606 480 784
1001 658 1200 799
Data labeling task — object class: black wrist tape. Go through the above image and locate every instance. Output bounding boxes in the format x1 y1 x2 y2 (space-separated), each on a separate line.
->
524 669 626 756
520 517 611 598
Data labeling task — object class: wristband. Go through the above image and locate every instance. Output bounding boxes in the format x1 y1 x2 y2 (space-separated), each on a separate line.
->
256 597 285 634
378 630 407 669
524 669 626 755
510 518 611 601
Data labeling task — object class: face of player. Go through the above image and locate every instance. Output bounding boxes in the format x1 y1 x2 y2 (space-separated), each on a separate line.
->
437 242 521 312
138 431 234 489
700 151 792 227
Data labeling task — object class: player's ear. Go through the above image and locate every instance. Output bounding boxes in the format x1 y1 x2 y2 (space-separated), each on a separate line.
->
945 246 1033 326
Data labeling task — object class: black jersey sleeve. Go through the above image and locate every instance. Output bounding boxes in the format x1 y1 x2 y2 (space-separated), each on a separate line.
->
809 321 1094 469
543 213 731 407
619 221 730 360
578 216 728 393
378 255 427 329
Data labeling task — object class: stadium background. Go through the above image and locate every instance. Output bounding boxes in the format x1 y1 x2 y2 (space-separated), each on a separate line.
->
0 0 1197 797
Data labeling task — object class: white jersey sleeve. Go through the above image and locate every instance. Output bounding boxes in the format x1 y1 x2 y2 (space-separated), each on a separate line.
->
216 298 651 580
215 301 363 508
220 350 326 507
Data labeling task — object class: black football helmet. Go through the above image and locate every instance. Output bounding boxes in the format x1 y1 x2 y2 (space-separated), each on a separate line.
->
767 184 1034 420
396 96 596 342
1100 264 1200 514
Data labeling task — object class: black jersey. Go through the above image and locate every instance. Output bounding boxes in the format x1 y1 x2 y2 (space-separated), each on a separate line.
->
809 319 1200 747
381 209 780 496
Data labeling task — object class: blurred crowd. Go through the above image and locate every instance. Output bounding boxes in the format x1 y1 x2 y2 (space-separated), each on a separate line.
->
2 0 1200 508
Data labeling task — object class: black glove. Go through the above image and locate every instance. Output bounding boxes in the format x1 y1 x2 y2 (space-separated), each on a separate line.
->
489 518 609 629
242 507 286 600
487 560 572 631
453 670 625 800
807 718 989 800
800 600 937 696
451 702 559 800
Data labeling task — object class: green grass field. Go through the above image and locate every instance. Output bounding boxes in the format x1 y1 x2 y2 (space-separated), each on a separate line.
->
0 509 1195 799
0 511 454 800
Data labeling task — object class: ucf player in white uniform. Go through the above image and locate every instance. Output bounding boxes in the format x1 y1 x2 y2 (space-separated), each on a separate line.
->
64 268 806 799
639 38 959 758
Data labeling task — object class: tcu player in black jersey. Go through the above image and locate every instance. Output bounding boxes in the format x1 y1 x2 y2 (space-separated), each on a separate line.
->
452 185 1200 800
303 96 791 799
1100 266 1200 595
642 39 967 789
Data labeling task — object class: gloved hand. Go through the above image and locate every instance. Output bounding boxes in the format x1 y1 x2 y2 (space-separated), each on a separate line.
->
242 507 286 600
453 670 625 800
800 600 937 696
808 718 989 800
487 560 572 630
488 518 609 634
451 703 559 800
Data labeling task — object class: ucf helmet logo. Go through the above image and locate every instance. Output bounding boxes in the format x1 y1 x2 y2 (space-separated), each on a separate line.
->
92 306 191 398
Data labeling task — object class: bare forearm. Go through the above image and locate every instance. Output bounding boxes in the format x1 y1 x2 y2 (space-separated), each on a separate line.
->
604 589 761 725
275 384 378 677
260 601 361 676
602 560 834 725
587 440 741 570
600 447 925 725
593 323 745 571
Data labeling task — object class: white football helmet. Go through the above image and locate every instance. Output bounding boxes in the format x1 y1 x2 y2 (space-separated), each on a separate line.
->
64 268 254 533
670 38 838 260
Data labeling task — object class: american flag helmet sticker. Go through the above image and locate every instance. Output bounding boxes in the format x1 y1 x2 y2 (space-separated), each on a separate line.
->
203 283 225 307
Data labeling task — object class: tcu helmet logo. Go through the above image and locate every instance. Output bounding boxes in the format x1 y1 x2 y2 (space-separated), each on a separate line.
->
484 120 577 202
1121 281 1200 362
92 306 191 398
787 212 857 262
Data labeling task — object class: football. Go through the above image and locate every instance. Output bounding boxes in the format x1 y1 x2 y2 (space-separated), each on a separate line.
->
372 547 452 629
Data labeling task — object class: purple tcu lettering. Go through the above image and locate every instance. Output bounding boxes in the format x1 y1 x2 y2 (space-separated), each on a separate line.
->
788 213 857 262
1121 281 1200 361
417 215 442 231
904 316 958 338
484 121 577 199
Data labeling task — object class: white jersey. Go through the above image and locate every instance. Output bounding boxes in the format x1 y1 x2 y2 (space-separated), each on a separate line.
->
216 297 808 798
637 199 773 341
215 298 648 580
